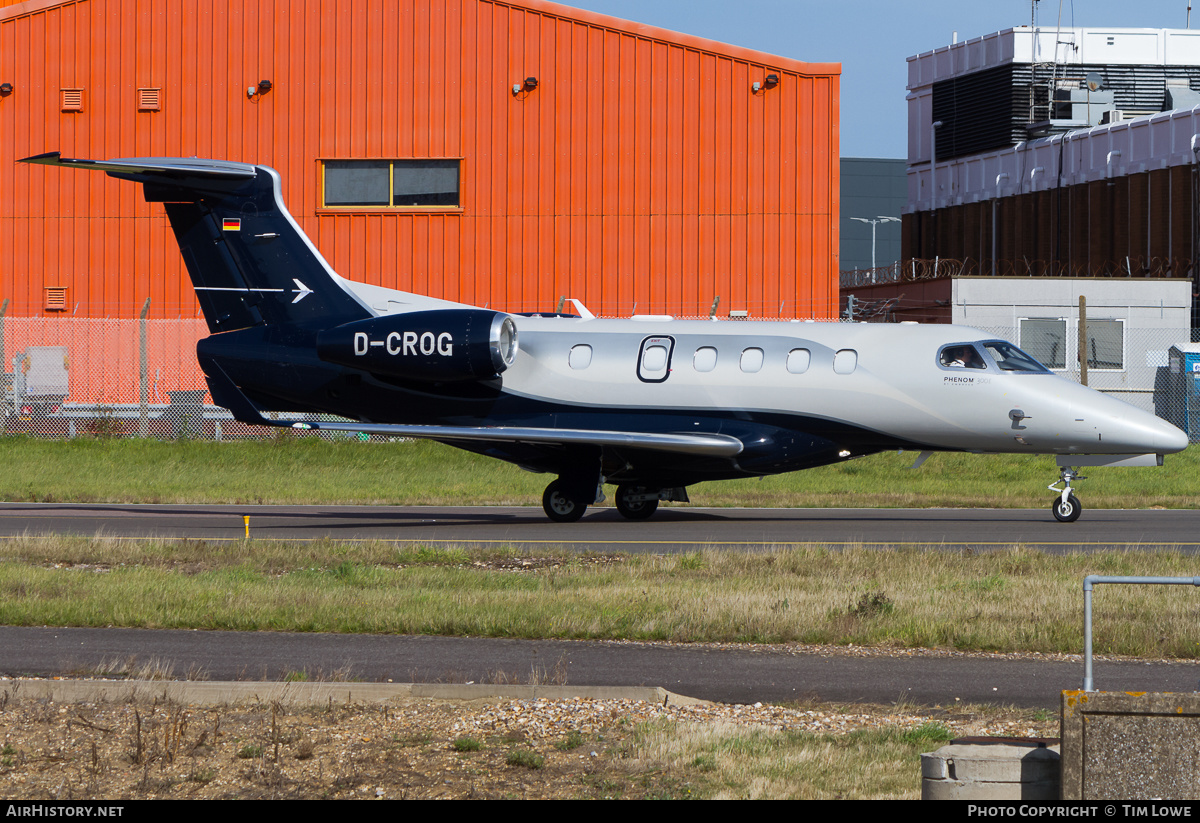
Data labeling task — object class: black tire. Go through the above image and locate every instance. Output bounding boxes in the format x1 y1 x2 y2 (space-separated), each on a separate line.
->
542 480 587 522
1051 493 1082 523
615 485 660 520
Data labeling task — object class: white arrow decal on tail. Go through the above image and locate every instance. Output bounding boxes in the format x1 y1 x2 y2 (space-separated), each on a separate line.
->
291 279 313 304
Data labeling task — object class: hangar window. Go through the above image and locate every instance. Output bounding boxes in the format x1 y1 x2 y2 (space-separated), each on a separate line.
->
322 159 460 208
1019 318 1066 370
1084 319 1124 371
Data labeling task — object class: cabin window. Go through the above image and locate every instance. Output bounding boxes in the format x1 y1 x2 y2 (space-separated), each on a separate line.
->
740 348 764 373
637 336 674 383
1019 318 1066 369
693 347 718 373
786 348 810 374
568 344 592 370
322 159 460 208
833 349 857 374
643 345 668 372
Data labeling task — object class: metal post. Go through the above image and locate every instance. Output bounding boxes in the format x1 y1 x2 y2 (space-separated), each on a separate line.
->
0 298 8 378
1078 295 1088 387
1082 575 1200 691
138 297 150 438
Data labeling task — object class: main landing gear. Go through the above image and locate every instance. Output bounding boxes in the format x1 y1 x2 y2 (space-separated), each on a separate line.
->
541 479 593 523
614 485 659 520
540 479 688 522
1048 465 1084 523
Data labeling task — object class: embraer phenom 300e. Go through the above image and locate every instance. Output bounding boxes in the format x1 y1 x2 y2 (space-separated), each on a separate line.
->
21 153 1189 523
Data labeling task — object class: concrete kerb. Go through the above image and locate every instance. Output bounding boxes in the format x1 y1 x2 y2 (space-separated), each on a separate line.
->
0 678 708 708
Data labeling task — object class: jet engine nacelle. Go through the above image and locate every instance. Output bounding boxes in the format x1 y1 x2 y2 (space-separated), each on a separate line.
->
316 309 518 382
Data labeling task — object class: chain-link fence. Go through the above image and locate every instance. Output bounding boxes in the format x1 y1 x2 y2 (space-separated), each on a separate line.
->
0 315 335 441
840 257 1191 289
3 313 1197 441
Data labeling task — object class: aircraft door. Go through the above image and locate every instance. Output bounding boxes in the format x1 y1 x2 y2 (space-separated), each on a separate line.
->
637 336 675 383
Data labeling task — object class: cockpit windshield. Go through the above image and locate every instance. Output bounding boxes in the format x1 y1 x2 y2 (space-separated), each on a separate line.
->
980 341 1050 373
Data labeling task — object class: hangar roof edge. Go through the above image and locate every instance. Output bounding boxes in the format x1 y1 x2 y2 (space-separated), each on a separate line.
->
509 0 839 76
0 0 840 77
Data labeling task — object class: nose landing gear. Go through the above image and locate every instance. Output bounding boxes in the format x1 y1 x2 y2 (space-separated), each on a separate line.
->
1049 466 1085 523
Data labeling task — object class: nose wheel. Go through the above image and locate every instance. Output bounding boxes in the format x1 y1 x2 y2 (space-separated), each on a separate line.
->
1049 466 1085 523
1052 492 1082 523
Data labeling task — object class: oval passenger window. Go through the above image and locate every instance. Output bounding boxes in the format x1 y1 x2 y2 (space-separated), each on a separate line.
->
568 344 592 370
740 347 764 373
693 346 717 372
833 349 857 375
642 345 668 373
786 348 810 374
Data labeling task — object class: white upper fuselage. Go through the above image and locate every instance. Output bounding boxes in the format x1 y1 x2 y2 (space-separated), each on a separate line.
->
343 280 1188 458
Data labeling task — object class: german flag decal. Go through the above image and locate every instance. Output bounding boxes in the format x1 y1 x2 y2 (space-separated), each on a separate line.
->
222 218 241 231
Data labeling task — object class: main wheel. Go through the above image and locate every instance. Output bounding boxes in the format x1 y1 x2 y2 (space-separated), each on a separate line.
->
1051 493 1082 523
615 485 660 520
542 480 587 523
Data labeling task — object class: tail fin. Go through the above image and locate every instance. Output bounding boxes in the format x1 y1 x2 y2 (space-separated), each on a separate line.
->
21 153 372 332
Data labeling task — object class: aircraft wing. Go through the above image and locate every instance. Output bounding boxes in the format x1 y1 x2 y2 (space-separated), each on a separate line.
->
287 419 744 457
203 359 742 457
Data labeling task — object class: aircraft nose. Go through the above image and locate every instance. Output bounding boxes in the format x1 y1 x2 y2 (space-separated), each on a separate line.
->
1154 415 1190 453
1102 403 1189 454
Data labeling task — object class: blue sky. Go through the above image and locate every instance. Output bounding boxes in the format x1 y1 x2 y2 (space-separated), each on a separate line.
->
557 0 1198 158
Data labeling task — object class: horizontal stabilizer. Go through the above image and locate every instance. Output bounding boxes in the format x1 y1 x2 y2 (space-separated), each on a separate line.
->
21 152 256 182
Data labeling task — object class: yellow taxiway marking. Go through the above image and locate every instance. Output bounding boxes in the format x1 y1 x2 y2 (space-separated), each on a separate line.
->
0 534 1195 548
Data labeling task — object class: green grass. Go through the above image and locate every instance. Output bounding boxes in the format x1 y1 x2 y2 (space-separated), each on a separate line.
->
5 536 1200 658
629 716 960 799
505 749 544 769
0 435 1196 509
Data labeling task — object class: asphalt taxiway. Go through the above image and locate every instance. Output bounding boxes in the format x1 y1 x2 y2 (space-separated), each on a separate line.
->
0 502 1197 551
5 502 1198 706
3 626 1199 707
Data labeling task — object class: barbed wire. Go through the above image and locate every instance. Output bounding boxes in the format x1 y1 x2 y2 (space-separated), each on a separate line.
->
840 257 1195 289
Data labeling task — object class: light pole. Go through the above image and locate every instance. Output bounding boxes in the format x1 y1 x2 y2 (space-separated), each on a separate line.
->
850 216 900 278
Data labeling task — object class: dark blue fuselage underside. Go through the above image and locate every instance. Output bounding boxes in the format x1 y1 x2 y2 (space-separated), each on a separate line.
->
199 327 929 487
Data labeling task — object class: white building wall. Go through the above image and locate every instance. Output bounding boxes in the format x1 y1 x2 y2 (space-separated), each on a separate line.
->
908 105 1200 213
952 277 1191 410
908 26 1200 195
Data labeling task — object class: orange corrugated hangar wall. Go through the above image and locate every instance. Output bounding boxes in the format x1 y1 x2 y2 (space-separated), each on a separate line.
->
0 0 840 322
